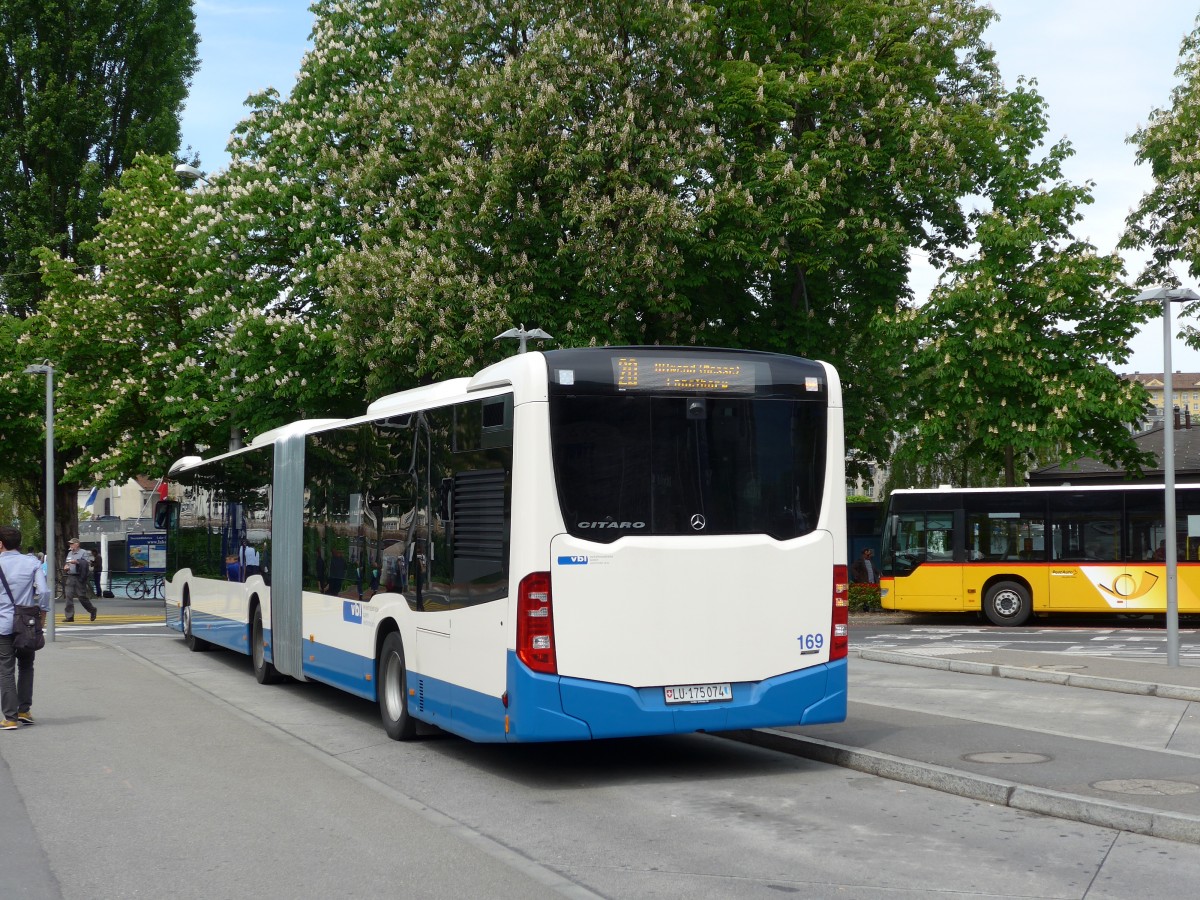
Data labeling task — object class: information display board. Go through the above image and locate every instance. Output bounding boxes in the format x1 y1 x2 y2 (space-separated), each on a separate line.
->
127 534 167 573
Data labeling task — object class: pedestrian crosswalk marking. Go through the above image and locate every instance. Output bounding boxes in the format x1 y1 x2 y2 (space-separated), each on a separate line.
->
56 615 163 625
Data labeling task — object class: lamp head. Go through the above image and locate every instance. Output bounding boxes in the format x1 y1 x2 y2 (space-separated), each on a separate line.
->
1135 287 1200 304
174 163 209 184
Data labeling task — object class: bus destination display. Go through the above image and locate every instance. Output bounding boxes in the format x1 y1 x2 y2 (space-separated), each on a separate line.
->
613 356 757 393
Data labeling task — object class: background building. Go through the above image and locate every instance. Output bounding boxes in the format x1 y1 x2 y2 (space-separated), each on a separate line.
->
1029 411 1200 485
77 476 166 535
1124 372 1200 427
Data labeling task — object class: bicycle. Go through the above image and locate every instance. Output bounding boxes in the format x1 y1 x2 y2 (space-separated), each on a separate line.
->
125 574 165 601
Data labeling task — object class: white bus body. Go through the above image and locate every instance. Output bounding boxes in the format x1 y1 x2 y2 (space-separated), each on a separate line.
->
162 347 848 741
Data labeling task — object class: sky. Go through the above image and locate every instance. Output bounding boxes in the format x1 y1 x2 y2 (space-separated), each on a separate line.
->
179 1 1200 373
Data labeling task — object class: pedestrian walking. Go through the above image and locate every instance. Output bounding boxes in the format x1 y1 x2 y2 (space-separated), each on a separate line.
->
91 547 103 597
63 537 97 622
0 525 50 729
851 548 879 585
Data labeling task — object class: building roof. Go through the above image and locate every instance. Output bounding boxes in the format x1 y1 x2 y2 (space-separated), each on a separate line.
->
1029 420 1200 485
1122 372 1200 390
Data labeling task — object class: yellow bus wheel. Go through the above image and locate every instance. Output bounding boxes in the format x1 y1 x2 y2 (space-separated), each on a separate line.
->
984 580 1032 627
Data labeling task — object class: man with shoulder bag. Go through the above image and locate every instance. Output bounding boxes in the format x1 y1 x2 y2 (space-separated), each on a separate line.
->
0 526 50 730
62 536 96 622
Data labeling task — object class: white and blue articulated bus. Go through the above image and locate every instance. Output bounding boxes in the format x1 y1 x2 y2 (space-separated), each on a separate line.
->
160 347 848 742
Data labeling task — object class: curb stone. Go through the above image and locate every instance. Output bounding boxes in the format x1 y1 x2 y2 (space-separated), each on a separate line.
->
852 647 1200 703
724 728 1200 846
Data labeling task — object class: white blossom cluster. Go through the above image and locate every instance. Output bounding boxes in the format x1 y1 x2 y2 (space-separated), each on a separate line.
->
14 0 1162 489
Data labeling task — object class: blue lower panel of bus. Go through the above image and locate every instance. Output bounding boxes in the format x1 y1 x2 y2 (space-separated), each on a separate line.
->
300 634 376 701
193 622 847 744
182 608 250 653
504 653 848 743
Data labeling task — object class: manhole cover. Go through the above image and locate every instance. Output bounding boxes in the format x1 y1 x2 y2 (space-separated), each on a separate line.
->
1028 664 1086 671
963 751 1051 764
1092 779 1200 796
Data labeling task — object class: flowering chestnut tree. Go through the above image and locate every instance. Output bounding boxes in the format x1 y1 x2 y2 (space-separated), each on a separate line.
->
16 0 1157 503
1125 15 1200 343
29 155 347 487
894 85 1151 486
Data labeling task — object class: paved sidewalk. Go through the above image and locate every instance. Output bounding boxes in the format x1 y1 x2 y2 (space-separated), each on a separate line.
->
732 647 1200 845
857 645 1200 700
0 640 581 900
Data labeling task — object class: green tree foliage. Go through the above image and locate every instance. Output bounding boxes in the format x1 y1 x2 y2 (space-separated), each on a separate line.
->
19 0 1148 506
1126 14 1200 284
1125 14 1200 341
0 1 199 314
319 0 731 394
0 479 41 547
698 0 1007 465
893 84 1151 486
29 155 348 488
218 0 1013 448
31 155 214 484
0 2 198 547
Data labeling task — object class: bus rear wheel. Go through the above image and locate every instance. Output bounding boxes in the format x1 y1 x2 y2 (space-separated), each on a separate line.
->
378 632 417 741
252 605 282 684
183 602 210 652
984 581 1032 627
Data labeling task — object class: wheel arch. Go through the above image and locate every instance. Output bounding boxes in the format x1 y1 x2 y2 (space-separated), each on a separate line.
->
376 622 417 740
375 617 401 672
981 572 1034 606
247 591 263 640
981 575 1035 626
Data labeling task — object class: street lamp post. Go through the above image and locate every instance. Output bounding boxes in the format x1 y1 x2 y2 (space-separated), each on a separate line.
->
23 362 56 643
1135 286 1200 667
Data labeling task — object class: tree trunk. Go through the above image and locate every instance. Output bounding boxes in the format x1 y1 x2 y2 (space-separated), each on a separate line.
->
55 479 80 570
1004 445 1016 487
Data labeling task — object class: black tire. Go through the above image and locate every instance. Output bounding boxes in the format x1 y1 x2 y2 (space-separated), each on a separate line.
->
183 602 211 652
983 580 1032 627
378 632 417 741
252 605 282 684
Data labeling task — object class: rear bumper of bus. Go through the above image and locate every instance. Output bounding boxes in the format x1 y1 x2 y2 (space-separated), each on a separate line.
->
502 653 847 742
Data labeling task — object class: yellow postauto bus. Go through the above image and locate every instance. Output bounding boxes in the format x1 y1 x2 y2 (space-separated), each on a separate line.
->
880 484 1200 625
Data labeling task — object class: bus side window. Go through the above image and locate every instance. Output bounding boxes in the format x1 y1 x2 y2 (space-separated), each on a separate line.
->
925 513 954 561
896 513 924 568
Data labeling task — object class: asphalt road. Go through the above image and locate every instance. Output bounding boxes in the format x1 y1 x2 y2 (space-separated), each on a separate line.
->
5 625 1200 897
852 611 1200 660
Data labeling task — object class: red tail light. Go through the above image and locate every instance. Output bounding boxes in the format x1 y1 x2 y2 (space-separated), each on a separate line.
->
831 564 849 661
516 571 557 674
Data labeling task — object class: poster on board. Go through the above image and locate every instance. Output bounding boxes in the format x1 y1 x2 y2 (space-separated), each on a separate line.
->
127 534 166 573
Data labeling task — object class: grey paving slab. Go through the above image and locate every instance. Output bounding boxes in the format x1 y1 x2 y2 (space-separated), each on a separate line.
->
735 648 1200 844
0 641 583 900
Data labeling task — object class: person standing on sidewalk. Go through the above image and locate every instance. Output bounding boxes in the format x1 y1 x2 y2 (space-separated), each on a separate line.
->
91 547 103 598
63 537 97 622
851 548 879 585
1 525 50 729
